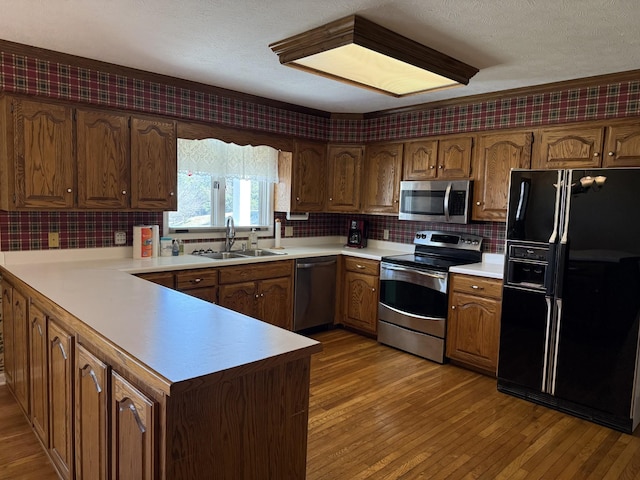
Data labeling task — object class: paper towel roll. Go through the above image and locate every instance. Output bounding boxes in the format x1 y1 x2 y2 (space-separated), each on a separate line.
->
133 226 154 259
151 225 159 257
274 219 282 248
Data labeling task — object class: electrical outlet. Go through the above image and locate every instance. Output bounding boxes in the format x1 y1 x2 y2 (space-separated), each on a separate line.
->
284 226 294 237
383 229 390 240
48 232 60 248
114 231 127 245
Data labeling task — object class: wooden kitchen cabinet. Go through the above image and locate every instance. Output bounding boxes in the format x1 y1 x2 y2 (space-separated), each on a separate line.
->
326 144 364 212
0 96 75 209
446 274 502 376
403 136 473 180
130 116 177 210
341 257 380 335
176 267 218 303
534 125 605 169
473 131 533 221
362 143 403 214
275 140 326 213
218 260 294 330
602 121 640 167
76 108 130 209
135 270 176 289
48 318 75 480
76 344 109 480
3 284 30 416
29 302 49 447
112 371 157 480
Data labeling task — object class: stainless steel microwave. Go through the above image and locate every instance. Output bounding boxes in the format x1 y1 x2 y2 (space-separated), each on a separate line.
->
399 180 472 224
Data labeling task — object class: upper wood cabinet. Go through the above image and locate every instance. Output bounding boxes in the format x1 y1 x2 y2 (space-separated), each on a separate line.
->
76 108 130 209
274 140 326 213
130 116 177 210
534 125 604 169
403 136 473 180
473 131 533 222
362 143 403 214
0 96 75 209
603 122 640 167
0 94 177 211
326 144 363 212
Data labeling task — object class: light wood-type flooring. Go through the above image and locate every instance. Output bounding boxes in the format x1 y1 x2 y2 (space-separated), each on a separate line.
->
3 328 640 479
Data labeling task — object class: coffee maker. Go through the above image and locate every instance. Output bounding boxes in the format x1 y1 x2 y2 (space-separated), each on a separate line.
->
346 219 368 248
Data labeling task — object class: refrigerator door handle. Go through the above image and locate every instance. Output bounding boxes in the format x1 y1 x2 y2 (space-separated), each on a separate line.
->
560 170 573 245
548 170 564 244
550 297 563 396
542 295 553 392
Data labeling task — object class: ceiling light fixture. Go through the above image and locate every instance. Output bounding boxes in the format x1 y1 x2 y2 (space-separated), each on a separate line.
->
269 15 479 98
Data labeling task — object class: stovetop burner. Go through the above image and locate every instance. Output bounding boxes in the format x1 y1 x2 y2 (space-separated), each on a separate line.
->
382 230 483 272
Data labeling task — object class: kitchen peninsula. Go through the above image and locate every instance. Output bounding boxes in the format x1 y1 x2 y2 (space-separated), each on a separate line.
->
0 251 323 480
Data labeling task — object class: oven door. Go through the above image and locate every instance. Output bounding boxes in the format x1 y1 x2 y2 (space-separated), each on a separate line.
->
379 262 448 337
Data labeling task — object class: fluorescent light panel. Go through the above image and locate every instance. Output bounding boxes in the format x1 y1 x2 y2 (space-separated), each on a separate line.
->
270 15 478 98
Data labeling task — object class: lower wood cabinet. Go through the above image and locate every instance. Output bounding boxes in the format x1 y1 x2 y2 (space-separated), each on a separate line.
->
340 256 380 335
29 302 49 447
175 268 218 304
3 285 30 416
218 260 294 330
446 274 503 376
112 371 157 480
75 344 109 480
48 318 75 480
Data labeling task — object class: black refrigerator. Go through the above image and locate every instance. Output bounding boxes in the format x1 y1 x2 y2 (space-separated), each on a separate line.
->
498 168 640 433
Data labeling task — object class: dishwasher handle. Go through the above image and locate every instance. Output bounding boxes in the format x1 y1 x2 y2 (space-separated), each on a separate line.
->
297 259 337 269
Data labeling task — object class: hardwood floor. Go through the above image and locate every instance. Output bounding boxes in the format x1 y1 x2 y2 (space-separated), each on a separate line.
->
3 328 640 479
306 329 640 480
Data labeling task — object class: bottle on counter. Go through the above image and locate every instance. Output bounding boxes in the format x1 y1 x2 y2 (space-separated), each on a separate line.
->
249 228 258 250
172 239 180 256
178 239 185 255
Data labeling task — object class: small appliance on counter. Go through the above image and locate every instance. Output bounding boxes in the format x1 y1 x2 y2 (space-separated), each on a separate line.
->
345 219 368 248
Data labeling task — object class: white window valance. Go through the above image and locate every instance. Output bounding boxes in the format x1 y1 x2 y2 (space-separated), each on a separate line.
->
177 138 279 183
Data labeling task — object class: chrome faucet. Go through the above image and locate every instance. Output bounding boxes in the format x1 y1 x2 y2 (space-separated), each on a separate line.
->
224 216 236 252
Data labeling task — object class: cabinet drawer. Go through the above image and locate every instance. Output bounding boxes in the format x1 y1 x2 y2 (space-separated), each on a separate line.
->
451 274 502 299
175 268 218 290
344 256 379 276
219 260 293 284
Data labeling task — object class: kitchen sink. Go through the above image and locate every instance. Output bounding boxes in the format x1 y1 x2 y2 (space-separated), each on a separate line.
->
192 249 286 260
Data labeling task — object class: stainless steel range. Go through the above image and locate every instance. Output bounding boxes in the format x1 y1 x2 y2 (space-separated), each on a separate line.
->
378 230 483 363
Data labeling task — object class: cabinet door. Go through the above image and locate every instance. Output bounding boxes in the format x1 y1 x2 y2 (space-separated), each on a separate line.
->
111 371 156 480
11 98 75 208
135 271 175 289
403 139 438 180
292 140 326 212
343 271 379 334
259 277 293 330
30 303 49 447
362 143 403 214
76 344 109 480
447 292 502 375
2 284 14 388
603 122 640 167
76 109 130 209
218 282 259 318
326 145 363 212
534 126 604 169
437 136 473 178
48 319 75 480
130 116 177 210
12 288 29 416
473 131 533 222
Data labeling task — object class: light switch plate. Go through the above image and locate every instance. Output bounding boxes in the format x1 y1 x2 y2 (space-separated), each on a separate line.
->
284 226 294 237
114 231 127 245
383 229 390 240
48 232 59 248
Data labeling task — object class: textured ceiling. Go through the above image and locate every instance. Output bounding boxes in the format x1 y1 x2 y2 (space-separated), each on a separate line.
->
1 0 639 114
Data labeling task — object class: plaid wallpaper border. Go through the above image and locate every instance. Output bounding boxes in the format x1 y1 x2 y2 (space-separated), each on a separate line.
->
0 51 330 140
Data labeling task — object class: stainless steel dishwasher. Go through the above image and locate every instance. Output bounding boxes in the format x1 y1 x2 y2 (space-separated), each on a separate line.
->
294 256 337 331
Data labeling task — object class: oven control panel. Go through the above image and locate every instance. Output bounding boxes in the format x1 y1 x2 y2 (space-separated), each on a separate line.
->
414 230 483 251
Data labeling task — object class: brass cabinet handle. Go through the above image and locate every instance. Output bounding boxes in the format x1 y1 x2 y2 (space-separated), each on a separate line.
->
356 264 366 269
471 285 484 290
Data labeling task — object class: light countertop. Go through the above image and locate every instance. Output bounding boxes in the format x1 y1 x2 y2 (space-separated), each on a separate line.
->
449 253 505 280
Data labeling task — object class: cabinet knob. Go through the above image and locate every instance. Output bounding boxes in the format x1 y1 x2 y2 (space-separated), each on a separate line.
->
260 293 264 297
476 201 481 206
255 294 260 298
429 165 435 169
296 197 300 202
372 288 376 292
329 197 333 201
438 165 444 169
67 188 72 193
191 278 202 284
451 305 456 310
608 151 615 157
471 285 484 290
593 152 600 157
170 192 175 196
122 190 127 195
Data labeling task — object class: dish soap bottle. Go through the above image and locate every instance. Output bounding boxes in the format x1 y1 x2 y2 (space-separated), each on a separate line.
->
249 228 258 250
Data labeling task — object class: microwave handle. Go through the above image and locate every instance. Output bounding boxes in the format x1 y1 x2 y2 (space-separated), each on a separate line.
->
443 182 452 222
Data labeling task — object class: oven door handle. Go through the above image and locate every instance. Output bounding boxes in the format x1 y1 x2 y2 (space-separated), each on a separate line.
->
381 263 447 280
379 302 445 323
444 182 453 222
